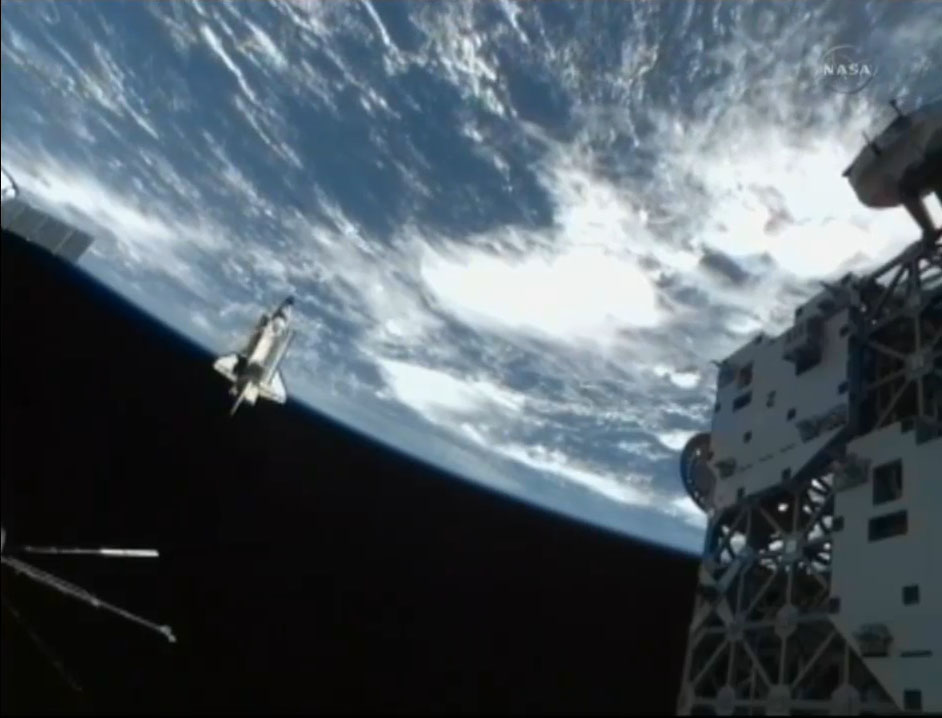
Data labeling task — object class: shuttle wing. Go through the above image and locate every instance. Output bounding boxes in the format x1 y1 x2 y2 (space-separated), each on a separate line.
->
259 371 287 404
213 354 239 382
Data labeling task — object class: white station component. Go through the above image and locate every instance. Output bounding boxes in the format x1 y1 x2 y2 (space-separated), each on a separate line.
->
677 100 941 715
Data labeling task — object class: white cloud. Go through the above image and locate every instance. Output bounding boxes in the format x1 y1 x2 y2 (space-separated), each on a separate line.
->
677 124 913 279
653 365 701 390
377 359 524 421
656 430 695 453
495 443 655 508
422 241 662 347
200 24 258 105
240 20 288 70
666 495 709 530
0 150 225 301
359 0 397 55
9 160 167 245
412 3 507 117
491 442 709 532
374 356 703 528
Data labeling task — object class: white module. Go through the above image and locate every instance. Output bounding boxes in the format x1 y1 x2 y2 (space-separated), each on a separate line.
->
828 423 941 712
677 238 940 715
708 283 857 513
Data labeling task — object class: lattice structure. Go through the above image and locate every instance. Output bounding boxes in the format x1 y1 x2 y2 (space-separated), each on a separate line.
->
852 241 942 437
677 236 941 716
678 471 900 715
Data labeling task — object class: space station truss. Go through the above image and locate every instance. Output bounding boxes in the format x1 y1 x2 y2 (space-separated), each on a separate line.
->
677 236 941 715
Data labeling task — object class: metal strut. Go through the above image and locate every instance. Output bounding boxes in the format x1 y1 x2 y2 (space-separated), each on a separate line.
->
1 554 177 643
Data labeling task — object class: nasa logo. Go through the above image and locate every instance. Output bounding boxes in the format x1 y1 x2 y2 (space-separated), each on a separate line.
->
819 44 878 94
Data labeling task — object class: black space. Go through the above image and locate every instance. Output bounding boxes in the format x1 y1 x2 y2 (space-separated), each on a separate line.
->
1 231 698 715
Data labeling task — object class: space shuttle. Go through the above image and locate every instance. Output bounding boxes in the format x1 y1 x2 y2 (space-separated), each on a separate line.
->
213 296 295 415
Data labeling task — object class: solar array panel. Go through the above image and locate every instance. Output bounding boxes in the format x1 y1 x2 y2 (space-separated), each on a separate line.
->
1 197 95 262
